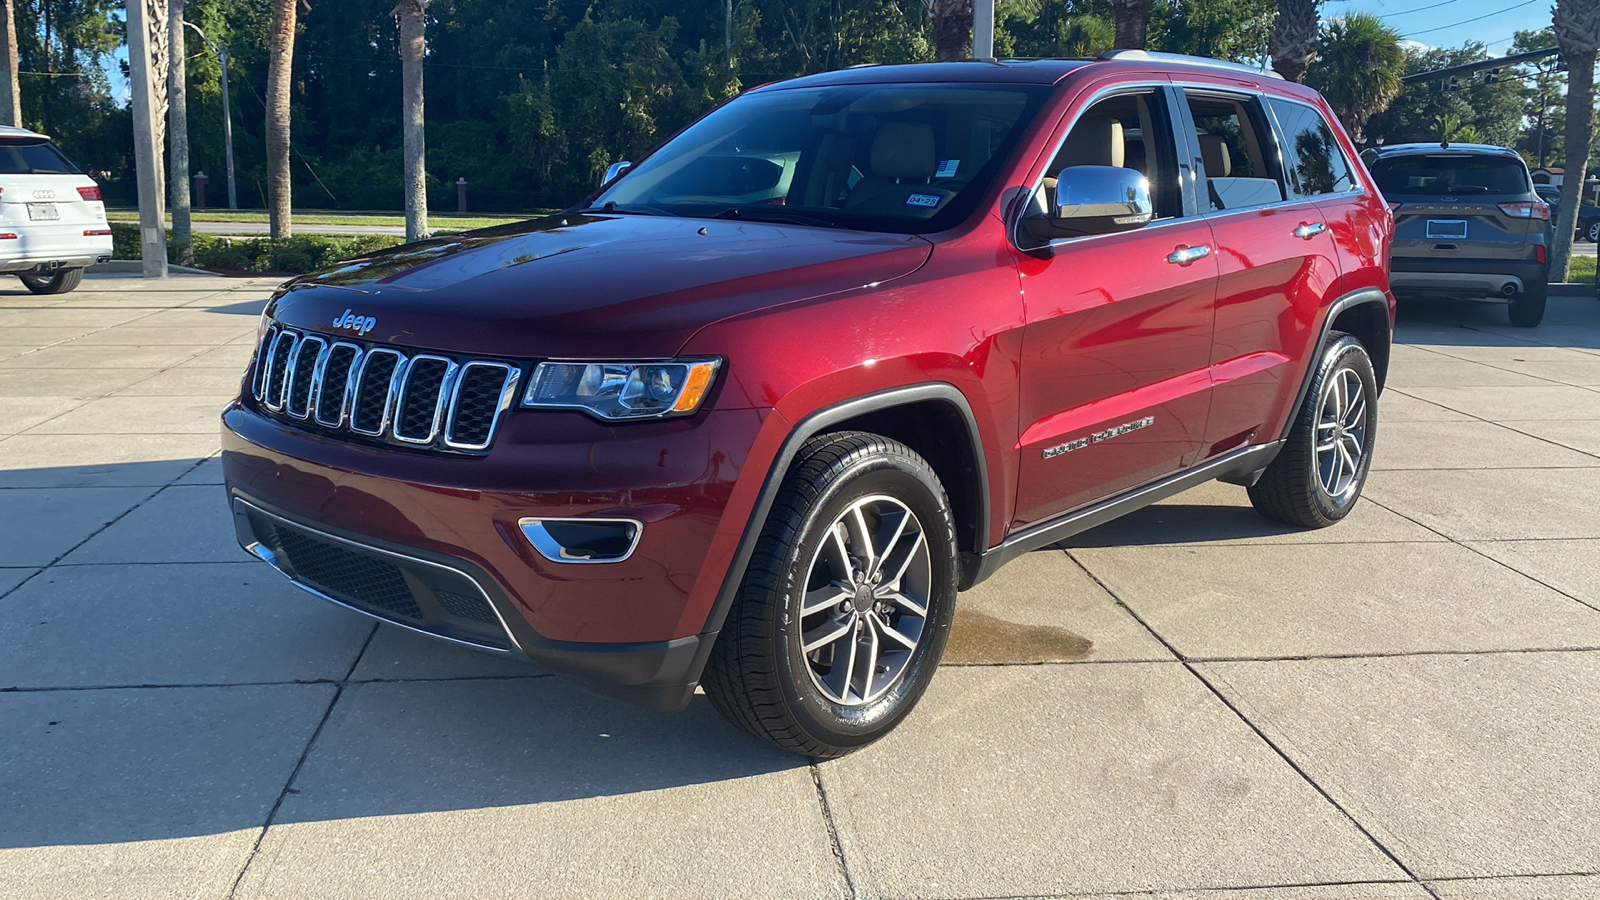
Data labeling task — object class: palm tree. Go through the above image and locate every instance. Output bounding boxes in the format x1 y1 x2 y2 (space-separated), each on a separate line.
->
923 0 974 60
1305 13 1404 143
1111 0 1154 49
1268 0 1320 83
396 0 428 242
266 0 299 239
1 0 20 126
1550 0 1600 281
168 0 192 264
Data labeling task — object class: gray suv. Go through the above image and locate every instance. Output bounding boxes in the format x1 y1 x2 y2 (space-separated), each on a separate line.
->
1367 143 1549 327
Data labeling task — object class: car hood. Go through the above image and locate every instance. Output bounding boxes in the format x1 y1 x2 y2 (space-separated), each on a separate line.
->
267 213 933 359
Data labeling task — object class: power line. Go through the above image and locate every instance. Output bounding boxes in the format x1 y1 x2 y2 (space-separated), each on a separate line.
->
1376 0 1466 19
1401 0 1541 38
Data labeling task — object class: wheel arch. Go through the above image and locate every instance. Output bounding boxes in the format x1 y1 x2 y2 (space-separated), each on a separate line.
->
1279 288 1392 444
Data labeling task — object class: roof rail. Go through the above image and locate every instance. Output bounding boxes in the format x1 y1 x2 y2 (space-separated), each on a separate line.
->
1099 49 1283 80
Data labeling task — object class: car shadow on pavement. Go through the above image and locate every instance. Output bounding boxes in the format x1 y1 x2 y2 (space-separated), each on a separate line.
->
1059 501 1311 548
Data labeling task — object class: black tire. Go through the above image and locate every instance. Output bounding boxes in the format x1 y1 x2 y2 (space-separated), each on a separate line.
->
1248 333 1377 529
19 267 84 295
702 431 958 758
1508 280 1547 328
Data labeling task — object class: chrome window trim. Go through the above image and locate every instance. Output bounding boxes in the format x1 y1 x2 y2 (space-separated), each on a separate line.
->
1012 79 1367 254
443 361 519 451
349 347 405 436
392 354 459 444
261 328 300 412
234 496 524 656
518 516 645 564
313 341 363 428
285 335 326 420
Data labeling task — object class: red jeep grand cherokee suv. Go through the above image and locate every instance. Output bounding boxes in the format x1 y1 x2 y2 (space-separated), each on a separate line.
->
224 51 1392 756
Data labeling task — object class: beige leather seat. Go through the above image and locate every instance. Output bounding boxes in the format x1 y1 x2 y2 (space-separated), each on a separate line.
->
1033 116 1125 217
1197 133 1232 179
846 122 938 210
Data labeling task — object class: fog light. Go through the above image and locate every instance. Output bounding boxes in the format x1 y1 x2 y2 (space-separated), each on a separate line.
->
518 517 642 564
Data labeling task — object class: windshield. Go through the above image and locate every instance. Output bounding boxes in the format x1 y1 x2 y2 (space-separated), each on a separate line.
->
0 139 79 175
1371 155 1528 197
591 83 1050 233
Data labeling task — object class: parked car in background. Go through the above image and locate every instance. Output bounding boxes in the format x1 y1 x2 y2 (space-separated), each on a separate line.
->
1367 143 1549 327
224 52 1393 756
0 126 112 295
1533 184 1600 243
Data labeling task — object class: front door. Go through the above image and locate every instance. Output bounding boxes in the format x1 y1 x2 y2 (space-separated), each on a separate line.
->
1011 85 1219 529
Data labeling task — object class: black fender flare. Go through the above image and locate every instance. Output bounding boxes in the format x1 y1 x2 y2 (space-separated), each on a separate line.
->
1278 287 1392 444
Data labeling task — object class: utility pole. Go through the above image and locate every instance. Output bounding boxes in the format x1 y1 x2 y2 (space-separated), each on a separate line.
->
973 0 994 58
126 0 169 277
168 0 192 264
184 22 237 209
724 0 732 66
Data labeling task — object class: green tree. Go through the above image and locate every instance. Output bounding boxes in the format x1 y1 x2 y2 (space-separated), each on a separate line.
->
1365 43 1526 151
1267 0 1319 82
1515 28 1566 168
1305 12 1404 142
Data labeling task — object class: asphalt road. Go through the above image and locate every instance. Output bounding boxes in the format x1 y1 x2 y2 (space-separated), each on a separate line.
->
2 275 1600 899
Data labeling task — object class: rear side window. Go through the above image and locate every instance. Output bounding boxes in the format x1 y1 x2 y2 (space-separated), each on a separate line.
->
1182 92 1287 211
1267 98 1357 198
1370 155 1529 197
0 140 80 175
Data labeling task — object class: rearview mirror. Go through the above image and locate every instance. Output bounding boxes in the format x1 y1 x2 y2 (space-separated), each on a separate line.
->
1025 165 1152 243
601 160 633 186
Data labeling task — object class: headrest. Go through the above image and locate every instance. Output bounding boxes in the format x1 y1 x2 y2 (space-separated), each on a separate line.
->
1198 134 1232 178
1056 116 1125 170
871 122 936 180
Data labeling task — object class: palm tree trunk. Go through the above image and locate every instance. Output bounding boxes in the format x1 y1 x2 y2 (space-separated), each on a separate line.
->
168 0 192 265
1551 48 1596 282
1111 0 1154 49
1269 0 1319 83
924 0 973 61
0 0 20 127
145 0 169 202
397 0 428 242
266 0 297 239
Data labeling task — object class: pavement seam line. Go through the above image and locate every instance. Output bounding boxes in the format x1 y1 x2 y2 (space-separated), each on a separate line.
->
1062 549 1439 896
225 624 375 900
808 763 859 900
1384 385 1600 464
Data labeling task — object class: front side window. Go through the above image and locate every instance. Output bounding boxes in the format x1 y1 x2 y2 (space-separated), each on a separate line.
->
1183 92 1287 212
1267 98 1357 198
1370 155 1530 197
592 83 1050 234
0 139 79 175
1034 90 1182 220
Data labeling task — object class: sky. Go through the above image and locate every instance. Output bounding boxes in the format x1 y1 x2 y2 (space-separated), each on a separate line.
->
1325 0 1552 55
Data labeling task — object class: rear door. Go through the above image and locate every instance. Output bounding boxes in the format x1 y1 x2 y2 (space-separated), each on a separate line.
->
1370 153 1540 271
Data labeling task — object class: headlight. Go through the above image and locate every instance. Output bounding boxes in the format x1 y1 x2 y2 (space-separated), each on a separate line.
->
521 358 721 420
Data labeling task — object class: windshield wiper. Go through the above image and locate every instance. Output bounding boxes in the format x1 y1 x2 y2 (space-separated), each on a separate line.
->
575 202 677 217
713 206 840 228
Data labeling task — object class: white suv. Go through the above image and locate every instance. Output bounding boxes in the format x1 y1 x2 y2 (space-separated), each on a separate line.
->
0 126 112 294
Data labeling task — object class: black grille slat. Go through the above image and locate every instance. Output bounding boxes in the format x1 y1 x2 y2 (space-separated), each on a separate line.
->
351 350 401 435
435 589 498 624
447 363 511 449
395 357 451 442
270 524 424 620
286 337 324 418
254 328 516 453
314 344 360 426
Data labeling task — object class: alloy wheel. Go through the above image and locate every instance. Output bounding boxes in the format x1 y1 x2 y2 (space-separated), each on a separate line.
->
797 495 931 706
1315 367 1367 503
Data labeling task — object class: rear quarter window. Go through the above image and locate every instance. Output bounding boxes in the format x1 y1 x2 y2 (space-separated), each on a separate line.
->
1371 155 1529 197
1267 98 1357 198
0 140 80 175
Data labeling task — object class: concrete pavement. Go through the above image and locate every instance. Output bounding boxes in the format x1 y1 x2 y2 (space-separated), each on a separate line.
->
3 275 1600 899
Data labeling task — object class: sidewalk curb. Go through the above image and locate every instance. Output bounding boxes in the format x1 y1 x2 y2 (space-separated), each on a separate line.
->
90 260 216 276
1550 283 1596 298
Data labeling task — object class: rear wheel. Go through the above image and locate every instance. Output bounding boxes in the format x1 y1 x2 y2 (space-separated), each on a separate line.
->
1586 220 1600 243
1249 333 1377 528
702 431 958 758
1508 280 1547 328
19 267 84 295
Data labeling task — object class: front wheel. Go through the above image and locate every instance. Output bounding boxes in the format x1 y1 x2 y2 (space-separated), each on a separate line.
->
1249 333 1378 528
702 431 958 758
19 267 84 295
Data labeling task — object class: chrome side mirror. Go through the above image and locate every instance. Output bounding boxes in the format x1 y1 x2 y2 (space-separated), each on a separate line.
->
601 160 633 186
1025 165 1153 243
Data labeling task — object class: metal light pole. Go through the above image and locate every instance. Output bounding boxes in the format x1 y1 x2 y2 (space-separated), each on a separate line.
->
184 21 237 209
973 0 994 58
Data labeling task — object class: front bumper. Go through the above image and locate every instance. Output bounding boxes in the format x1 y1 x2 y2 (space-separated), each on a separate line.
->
222 400 771 710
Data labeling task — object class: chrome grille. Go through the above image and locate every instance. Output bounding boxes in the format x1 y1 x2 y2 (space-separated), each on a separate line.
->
252 324 520 453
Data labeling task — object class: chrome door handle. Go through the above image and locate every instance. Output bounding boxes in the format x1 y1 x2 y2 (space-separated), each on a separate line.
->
1293 222 1327 240
1166 244 1212 266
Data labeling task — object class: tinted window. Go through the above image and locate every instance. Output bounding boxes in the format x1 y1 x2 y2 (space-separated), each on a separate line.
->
1267 98 1357 198
1371 155 1529 197
0 139 79 175
595 84 1049 234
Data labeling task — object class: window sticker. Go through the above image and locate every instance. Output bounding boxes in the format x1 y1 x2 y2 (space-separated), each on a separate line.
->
935 159 961 178
904 193 943 209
